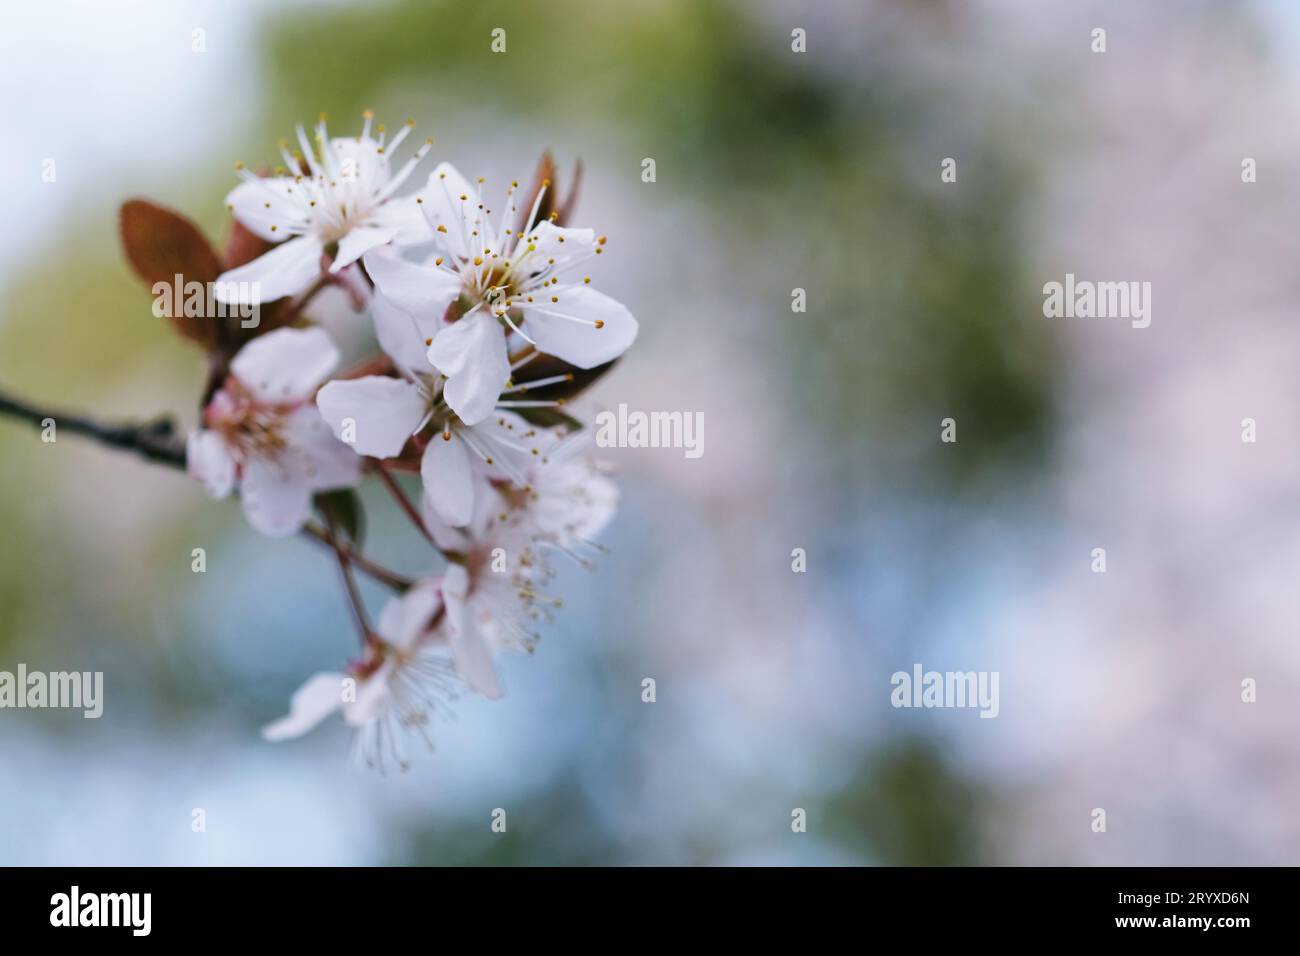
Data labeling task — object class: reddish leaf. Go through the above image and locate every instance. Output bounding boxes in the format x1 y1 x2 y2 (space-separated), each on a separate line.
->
555 159 583 227
515 151 559 235
513 352 618 403
119 199 221 347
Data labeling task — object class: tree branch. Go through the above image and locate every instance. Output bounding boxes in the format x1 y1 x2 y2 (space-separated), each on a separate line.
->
0 387 186 468
0 383 415 593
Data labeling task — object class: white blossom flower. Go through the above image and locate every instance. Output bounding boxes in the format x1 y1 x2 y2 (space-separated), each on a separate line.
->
420 442 619 667
214 112 434 305
361 162 638 424
186 327 360 536
516 432 619 559
261 579 462 772
315 291 560 527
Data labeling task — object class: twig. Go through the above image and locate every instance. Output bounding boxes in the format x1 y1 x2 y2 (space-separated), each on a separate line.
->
0 384 415 593
322 511 375 648
300 522 413 592
0 388 186 468
374 462 434 545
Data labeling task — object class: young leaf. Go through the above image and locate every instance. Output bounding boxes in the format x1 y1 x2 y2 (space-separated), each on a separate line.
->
515 406 583 433
119 199 221 348
515 151 559 235
515 353 618 402
315 489 366 549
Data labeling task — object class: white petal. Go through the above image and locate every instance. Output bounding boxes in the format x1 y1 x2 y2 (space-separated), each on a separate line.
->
371 194 432 245
327 136 388 190
261 671 347 741
186 429 236 499
417 163 489 259
343 663 393 726
281 405 362 490
214 235 325 304
466 409 554 486
230 326 340 404
520 285 638 368
427 311 511 425
521 221 596 265
372 290 440 371
239 455 315 537
362 249 461 319
316 376 426 459
225 176 304 243
441 564 503 699
420 432 475 526
376 580 443 653
419 492 471 551
331 225 398 272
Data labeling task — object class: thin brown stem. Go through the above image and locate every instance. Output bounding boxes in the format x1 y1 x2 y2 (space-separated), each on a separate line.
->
0 384 415 593
298 522 414 592
277 273 333 327
322 511 375 648
374 462 434 545
0 387 186 468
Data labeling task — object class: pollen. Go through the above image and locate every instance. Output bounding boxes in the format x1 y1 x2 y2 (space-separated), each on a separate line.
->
434 257 443 266
425 338 433 346
551 296 558 303
474 256 483 266
583 277 591 284
437 225 448 233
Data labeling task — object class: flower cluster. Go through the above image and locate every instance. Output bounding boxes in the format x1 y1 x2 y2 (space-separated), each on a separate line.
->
171 114 634 769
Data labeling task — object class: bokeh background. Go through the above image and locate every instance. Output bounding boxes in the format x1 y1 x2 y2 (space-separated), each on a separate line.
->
3 0 1300 865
